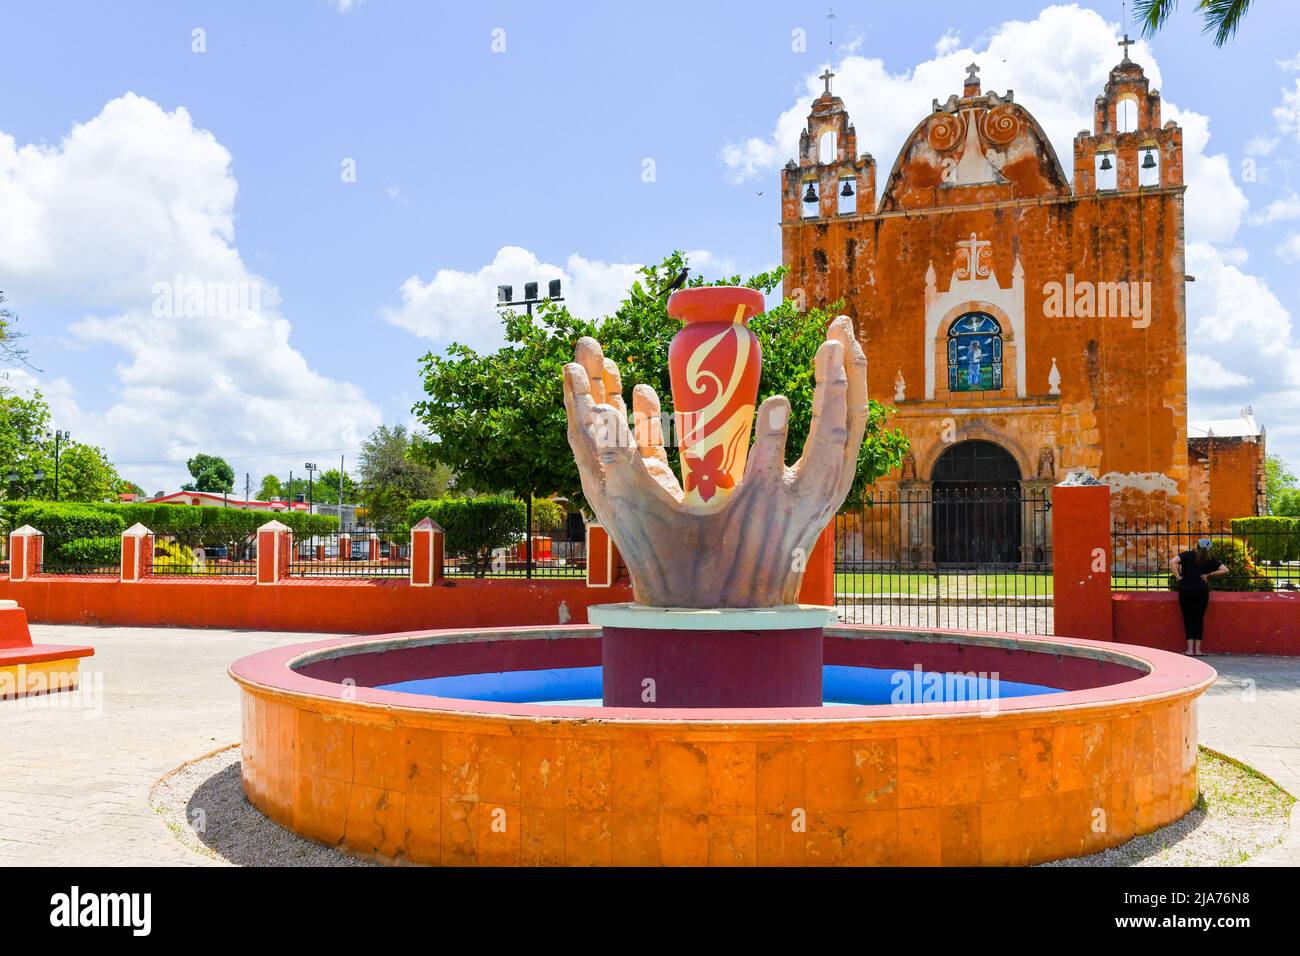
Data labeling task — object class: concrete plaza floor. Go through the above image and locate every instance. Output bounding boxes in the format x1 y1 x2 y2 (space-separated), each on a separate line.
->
0 624 1296 866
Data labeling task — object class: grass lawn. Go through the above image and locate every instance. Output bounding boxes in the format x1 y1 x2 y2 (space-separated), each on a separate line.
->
835 572 1054 596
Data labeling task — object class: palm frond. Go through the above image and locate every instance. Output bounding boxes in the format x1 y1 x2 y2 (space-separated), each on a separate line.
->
1133 0 1181 37
1198 0 1252 46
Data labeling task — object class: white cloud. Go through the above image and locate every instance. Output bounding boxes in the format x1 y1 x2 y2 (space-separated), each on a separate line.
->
381 246 641 352
720 5 1246 243
935 30 962 56
1278 232 1300 262
1187 354 1252 389
0 93 381 491
1278 52 1300 72
1244 134 1278 156
382 246 743 351
1275 78 1300 139
723 5 1152 190
1250 193 1300 224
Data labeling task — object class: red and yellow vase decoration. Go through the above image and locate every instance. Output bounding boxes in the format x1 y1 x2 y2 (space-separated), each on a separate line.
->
667 286 764 506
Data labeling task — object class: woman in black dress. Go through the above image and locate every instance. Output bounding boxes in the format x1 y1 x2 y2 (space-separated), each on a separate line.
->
1170 538 1228 657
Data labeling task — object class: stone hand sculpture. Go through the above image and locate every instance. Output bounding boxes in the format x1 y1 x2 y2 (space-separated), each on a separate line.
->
563 313 868 609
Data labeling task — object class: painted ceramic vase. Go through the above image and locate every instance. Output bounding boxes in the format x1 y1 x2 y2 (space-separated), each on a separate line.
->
667 286 765 506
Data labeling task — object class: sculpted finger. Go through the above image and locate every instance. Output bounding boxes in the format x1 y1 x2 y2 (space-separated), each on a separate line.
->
632 384 668 461
827 315 867 425
797 339 850 497
564 364 609 502
602 358 626 417
827 315 869 500
745 395 791 483
575 336 607 406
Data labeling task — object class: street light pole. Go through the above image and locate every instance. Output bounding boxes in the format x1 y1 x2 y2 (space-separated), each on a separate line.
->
495 278 565 579
305 462 318 514
48 429 70 501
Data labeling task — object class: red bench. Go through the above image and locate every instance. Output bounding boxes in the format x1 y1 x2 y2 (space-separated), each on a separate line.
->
0 600 95 698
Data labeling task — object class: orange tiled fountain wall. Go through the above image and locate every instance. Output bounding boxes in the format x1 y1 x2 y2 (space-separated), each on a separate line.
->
238 672 1200 867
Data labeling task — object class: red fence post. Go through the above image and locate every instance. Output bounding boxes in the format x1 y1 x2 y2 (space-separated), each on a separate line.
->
410 518 444 587
586 523 615 588
797 522 837 607
9 526 42 582
120 523 154 582
257 520 292 585
1052 473 1114 642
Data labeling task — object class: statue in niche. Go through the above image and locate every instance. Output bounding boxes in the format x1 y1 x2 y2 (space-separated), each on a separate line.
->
1037 447 1056 480
894 369 906 402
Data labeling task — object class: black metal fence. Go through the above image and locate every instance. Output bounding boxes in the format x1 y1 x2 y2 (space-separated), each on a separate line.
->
1112 522 1300 591
834 487 1054 635
34 532 119 577
288 530 410 578
443 515 587 579
150 532 257 577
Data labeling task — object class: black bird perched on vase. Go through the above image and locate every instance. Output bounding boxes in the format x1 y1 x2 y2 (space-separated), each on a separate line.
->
662 268 689 298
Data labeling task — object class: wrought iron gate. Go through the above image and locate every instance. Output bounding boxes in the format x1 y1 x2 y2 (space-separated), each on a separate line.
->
833 488 1054 635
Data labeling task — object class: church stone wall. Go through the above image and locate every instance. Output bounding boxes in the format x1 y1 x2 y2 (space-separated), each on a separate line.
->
780 60 1191 526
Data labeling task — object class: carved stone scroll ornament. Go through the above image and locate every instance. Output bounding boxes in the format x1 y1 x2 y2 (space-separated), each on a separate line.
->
563 315 869 609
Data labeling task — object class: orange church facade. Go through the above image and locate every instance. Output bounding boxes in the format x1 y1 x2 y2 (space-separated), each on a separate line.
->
781 52 1208 533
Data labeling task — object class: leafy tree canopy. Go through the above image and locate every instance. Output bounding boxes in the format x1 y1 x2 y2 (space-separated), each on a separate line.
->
413 251 908 508
1265 454 1297 515
182 453 235 493
357 424 454 527
48 442 123 503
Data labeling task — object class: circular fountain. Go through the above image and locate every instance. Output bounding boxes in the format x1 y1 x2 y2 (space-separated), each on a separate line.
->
231 294 1215 865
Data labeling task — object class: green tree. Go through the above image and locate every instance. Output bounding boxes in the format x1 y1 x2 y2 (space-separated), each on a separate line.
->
44 442 122 502
0 291 31 369
413 251 908 509
182 453 235 493
1264 454 1297 515
1276 489 1300 517
256 474 285 501
0 390 53 499
316 467 360 504
1134 0 1254 47
117 479 146 498
357 424 453 528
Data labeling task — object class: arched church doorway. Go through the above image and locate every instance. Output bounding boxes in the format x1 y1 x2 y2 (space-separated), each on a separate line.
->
931 440 1021 566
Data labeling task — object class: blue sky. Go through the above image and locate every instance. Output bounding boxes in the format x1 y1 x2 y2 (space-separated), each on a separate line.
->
2 0 1298 491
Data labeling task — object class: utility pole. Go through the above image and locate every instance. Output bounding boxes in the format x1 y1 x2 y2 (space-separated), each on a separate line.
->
304 462 318 513
495 280 564 578
245 473 251 506
338 455 345 529
48 429 70 501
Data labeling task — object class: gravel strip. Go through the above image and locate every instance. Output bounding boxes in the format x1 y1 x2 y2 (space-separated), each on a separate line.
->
153 745 1291 867
1042 749 1294 867
148 745 376 867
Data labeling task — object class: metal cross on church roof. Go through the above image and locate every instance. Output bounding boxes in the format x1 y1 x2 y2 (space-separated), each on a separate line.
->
1118 33 1134 61
819 67 835 95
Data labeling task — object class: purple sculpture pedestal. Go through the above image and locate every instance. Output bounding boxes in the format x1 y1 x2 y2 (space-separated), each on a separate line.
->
589 605 835 708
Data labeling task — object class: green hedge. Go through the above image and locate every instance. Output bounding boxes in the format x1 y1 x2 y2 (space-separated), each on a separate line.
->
5 502 125 539
1230 516 1299 563
407 496 524 577
45 535 119 570
2 499 338 543
1168 537 1274 592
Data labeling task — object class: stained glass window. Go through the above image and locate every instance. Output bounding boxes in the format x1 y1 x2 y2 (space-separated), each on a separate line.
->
947 312 1003 392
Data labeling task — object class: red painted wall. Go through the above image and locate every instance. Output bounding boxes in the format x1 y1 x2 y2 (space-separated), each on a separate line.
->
1051 483 1114 642
0 577 634 634
1113 592 1299 654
